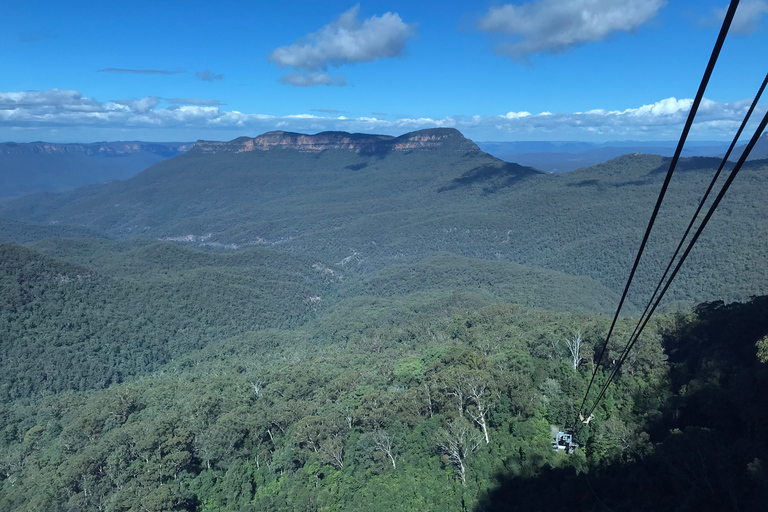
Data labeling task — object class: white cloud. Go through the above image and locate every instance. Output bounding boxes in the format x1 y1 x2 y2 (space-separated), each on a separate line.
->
0 89 763 142
114 97 160 114
478 0 666 58
626 97 692 116
708 0 768 34
0 89 104 111
269 4 416 86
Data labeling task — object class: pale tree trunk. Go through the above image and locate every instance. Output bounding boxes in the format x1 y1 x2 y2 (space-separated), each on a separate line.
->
468 383 491 444
437 420 482 486
374 430 397 470
564 331 583 370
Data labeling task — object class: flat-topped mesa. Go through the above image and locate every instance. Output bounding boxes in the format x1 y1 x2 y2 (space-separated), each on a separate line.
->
389 128 479 151
192 128 479 154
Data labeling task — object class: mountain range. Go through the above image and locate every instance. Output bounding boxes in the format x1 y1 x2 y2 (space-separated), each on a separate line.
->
1 128 765 309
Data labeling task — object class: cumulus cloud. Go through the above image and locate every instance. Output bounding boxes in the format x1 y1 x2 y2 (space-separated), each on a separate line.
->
1 88 762 142
706 0 768 34
196 70 224 81
99 68 181 75
478 0 666 58
0 89 106 112
113 97 161 114
269 4 416 86
279 72 347 87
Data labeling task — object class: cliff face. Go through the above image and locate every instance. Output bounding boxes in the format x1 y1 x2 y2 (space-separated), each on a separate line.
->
192 128 479 154
0 141 193 157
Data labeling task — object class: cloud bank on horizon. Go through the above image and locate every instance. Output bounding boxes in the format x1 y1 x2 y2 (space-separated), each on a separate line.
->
1 89 762 142
268 4 416 87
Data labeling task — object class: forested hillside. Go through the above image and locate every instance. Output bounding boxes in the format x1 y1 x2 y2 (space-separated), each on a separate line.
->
1 292 765 511
0 238 624 403
1 129 765 308
0 241 331 399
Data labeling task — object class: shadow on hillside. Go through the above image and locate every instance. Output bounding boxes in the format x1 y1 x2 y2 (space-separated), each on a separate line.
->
568 177 654 189
476 297 768 512
647 156 726 176
567 179 601 188
358 143 395 158
438 163 539 194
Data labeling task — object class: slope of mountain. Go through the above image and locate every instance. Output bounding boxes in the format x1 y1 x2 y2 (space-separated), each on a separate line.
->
0 128 765 308
477 140 731 173
335 252 619 315
727 131 768 161
0 141 191 198
0 240 331 399
0 236 628 402
0 216 106 243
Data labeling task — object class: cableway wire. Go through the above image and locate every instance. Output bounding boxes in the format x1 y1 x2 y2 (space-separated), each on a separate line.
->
602 71 768 404
576 0 741 420
585 107 768 420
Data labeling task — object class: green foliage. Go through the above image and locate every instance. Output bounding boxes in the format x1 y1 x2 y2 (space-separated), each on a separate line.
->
0 288 690 511
0 240 331 399
758 335 768 363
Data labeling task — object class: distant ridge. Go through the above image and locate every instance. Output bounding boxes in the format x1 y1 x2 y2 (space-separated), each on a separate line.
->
0 141 193 157
0 141 193 198
192 128 479 154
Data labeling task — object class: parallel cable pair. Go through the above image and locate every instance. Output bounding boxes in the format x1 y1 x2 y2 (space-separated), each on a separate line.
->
579 0 768 422
585 100 768 420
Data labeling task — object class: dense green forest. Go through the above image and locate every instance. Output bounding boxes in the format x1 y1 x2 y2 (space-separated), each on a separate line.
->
0 241 332 399
0 240 620 401
1 129 766 511
1 279 766 511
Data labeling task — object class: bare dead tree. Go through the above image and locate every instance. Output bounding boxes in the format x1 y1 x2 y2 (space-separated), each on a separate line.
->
250 380 265 398
437 419 482 486
564 331 584 370
374 430 397 470
467 382 491 444
320 436 345 470
423 382 434 418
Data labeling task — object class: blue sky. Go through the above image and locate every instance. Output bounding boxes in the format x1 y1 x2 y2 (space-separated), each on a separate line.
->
1 0 766 142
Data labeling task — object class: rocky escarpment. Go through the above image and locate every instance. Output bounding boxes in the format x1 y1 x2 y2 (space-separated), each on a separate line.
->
0 141 193 157
192 128 480 154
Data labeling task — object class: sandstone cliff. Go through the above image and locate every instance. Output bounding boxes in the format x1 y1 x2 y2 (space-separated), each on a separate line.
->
192 128 479 154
